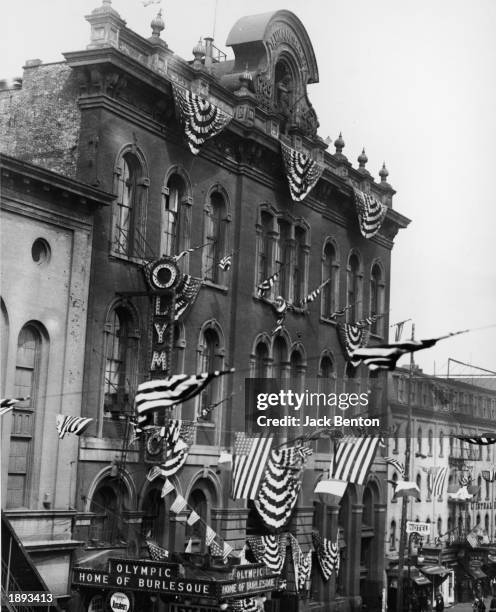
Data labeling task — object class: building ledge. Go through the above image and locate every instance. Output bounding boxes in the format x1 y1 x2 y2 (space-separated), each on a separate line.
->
24 540 85 553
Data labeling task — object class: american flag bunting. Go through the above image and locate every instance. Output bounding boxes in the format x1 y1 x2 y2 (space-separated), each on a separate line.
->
331 437 380 485
231 433 273 500
0 397 29 416
56 414 93 439
146 540 169 560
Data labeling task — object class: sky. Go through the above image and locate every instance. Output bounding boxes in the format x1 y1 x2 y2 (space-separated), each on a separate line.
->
2 0 496 376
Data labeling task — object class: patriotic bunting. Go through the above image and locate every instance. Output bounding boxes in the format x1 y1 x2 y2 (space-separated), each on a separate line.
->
288 534 312 592
312 532 339 582
56 415 93 439
355 313 384 328
449 486 472 501
329 302 358 320
210 539 233 560
185 538 193 553
135 369 234 424
482 469 496 482
337 323 370 366
0 397 29 416
205 525 217 546
173 243 208 263
161 479 175 497
171 83 232 155
255 446 303 529
186 510 200 526
459 473 472 487
231 433 273 500
393 480 420 499
456 434 496 445
147 465 167 481
231 599 260 612
257 270 279 298
331 437 380 485
466 531 481 548
280 142 324 202
300 279 329 306
425 466 448 497
352 187 388 239
170 494 187 514
351 338 439 371
384 457 406 479
218 254 232 271
271 296 289 335
247 534 287 574
174 274 203 322
146 540 169 561
160 419 196 477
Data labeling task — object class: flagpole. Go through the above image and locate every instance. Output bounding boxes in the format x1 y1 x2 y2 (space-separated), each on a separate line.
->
397 323 415 612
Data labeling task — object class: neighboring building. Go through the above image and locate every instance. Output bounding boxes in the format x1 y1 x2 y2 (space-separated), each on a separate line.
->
385 366 496 606
0 2 410 610
0 153 113 602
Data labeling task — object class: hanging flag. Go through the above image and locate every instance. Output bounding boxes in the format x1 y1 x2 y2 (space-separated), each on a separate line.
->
466 531 481 548
312 532 339 582
135 369 234 424
160 419 197 477
185 538 193 553
352 338 439 371
393 320 406 342
352 187 388 239
247 534 287 574
56 415 93 439
271 296 288 335
147 466 167 481
146 540 169 561
483 469 496 483
174 274 203 321
0 397 29 416
280 141 324 202
337 323 370 366
171 83 232 155
288 534 312 592
300 279 329 305
393 480 420 499
205 525 217 546
449 486 473 501
384 457 405 479
456 434 496 445
170 494 187 514
231 433 273 500
313 479 347 499
331 437 380 485
161 479 175 497
222 541 234 560
255 446 303 529
231 599 260 612
218 254 232 271
432 466 448 497
257 270 279 298
210 539 233 560
186 510 200 526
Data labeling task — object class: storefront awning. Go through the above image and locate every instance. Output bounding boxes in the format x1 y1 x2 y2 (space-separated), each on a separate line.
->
413 576 431 586
420 565 451 577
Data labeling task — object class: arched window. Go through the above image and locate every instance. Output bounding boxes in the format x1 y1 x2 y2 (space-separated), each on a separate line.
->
89 477 130 545
389 520 396 550
417 427 423 454
272 335 288 386
425 517 431 542
391 472 398 503
476 513 481 526
1 299 8 390
276 219 291 297
198 326 224 422
321 241 339 319
466 514 471 533
289 348 304 392
104 305 138 416
257 211 274 290
293 226 307 303
7 324 46 508
477 476 482 501
161 172 191 263
370 263 385 336
437 517 442 536
186 489 208 553
254 341 270 378
439 431 444 457
344 362 360 396
485 514 490 533
346 252 362 322
416 473 421 502
113 151 147 258
428 430 433 456
203 189 229 285
141 486 167 545
486 478 490 500
449 431 454 456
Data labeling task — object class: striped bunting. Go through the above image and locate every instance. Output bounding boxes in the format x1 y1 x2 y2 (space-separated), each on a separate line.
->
426 466 448 497
331 437 380 485
355 313 384 328
135 369 234 425
255 447 303 529
231 434 273 500
171 83 232 155
56 415 93 439
218 254 232 271
146 540 169 561
205 525 217 546
482 469 496 483
352 188 388 239
351 338 438 371
174 274 203 321
337 323 370 366
384 456 405 478
210 539 234 561
456 434 496 445
280 142 324 202
161 419 196 477
271 296 288 335
246 534 287 574
0 397 30 416
170 494 187 514
300 279 329 306
257 270 279 298
312 532 339 582
289 534 312 592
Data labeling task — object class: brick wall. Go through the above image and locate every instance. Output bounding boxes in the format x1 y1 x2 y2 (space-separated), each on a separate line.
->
0 63 80 177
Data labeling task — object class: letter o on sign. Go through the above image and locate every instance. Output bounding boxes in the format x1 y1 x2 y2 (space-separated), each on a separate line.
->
109 592 132 612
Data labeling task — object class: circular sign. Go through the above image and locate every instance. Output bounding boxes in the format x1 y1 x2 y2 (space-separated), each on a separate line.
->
109 592 131 612
148 258 180 291
146 431 164 456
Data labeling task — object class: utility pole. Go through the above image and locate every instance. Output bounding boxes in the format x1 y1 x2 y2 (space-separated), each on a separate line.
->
396 323 415 612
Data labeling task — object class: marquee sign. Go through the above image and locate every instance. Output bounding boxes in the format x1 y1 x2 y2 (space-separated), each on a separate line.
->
72 559 278 602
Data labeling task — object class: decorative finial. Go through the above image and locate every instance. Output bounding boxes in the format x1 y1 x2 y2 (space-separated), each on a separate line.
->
242 63 252 83
358 148 368 169
192 38 206 58
150 9 165 38
334 132 345 155
379 162 389 182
